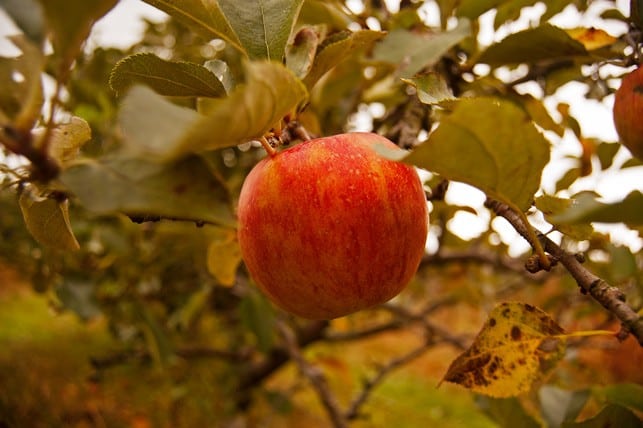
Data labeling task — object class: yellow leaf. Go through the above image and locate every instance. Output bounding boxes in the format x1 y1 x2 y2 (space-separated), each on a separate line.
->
33 116 91 166
207 230 242 286
565 27 616 51
441 302 565 397
19 185 80 251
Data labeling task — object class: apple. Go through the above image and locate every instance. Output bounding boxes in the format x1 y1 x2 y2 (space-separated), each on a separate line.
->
237 132 428 319
613 65 643 160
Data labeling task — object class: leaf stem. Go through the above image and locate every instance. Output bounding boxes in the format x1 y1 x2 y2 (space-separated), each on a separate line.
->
259 136 277 157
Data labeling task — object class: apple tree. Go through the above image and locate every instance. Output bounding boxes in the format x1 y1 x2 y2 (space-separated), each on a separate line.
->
0 0 642 426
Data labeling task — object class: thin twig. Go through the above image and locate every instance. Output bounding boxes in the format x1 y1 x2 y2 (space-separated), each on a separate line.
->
277 321 348 428
345 338 431 420
485 198 643 346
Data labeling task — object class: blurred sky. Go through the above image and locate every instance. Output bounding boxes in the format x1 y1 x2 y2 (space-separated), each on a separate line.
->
0 0 641 252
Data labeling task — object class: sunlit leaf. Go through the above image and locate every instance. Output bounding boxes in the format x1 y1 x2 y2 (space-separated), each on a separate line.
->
207 230 242 286
401 72 456 106
0 35 44 129
142 0 244 53
372 19 470 78
478 24 589 67
60 155 236 228
180 60 308 152
118 85 201 161
39 116 92 166
109 53 227 97
441 302 566 397
551 191 643 226
37 0 118 76
304 30 385 87
565 27 617 51
218 0 304 60
406 97 550 211
286 26 322 79
535 195 594 240
18 185 80 251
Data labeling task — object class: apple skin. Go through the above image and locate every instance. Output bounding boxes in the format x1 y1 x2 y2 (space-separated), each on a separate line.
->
237 132 428 319
613 66 643 160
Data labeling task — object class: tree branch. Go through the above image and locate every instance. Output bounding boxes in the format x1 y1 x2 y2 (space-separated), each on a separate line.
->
345 338 430 420
277 321 348 428
485 198 643 346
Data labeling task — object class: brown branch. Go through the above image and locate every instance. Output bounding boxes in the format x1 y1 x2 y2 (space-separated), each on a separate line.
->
345 338 430 420
277 321 348 428
0 126 60 182
236 319 329 408
485 198 643 346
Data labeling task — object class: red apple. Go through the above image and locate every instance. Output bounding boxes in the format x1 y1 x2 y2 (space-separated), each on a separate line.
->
237 132 428 319
613 65 643 160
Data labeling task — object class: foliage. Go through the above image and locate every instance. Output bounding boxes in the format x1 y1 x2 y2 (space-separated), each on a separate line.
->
0 0 642 426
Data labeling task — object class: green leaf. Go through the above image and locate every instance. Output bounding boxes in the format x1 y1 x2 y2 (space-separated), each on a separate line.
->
18 185 80 251
37 0 118 75
118 86 201 161
456 0 502 20
239 289 277 353
0 35 44 129
0 0 45 44
562 404 642 428
55 277 101 321
372 19 471 78
286 26 322 79
551 191 643 227
596 142 621 170
494 0 540 29
478 24 589 67
402 72 456 106
304 30 385 87
476 396 542 428
218 0 304 60
535 195 594 240
142 0 244 53
602 383 643 412
180 60 308 152
406 97 550 211
109 53 227 98
60 155 236 228
139 302 174 367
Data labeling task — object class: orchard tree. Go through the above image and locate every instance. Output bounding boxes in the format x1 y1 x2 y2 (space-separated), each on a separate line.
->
0 0 642 426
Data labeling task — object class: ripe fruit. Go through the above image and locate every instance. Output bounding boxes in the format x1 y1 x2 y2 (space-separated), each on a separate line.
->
237 132 428 319
613 65 643 160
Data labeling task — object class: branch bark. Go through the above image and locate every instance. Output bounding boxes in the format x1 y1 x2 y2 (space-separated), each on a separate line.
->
485 198 643 346
277 321 348 428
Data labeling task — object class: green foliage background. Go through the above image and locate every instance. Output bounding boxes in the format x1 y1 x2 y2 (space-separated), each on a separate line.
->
0 0 642 426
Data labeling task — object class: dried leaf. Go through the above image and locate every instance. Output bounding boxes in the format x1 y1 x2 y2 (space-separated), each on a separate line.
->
441 302 566 397
207 230 242 286
19 186 80 251
565 27 617 51
43 116 92 166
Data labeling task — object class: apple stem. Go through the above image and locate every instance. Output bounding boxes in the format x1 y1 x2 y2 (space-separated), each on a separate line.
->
259 136 278 157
